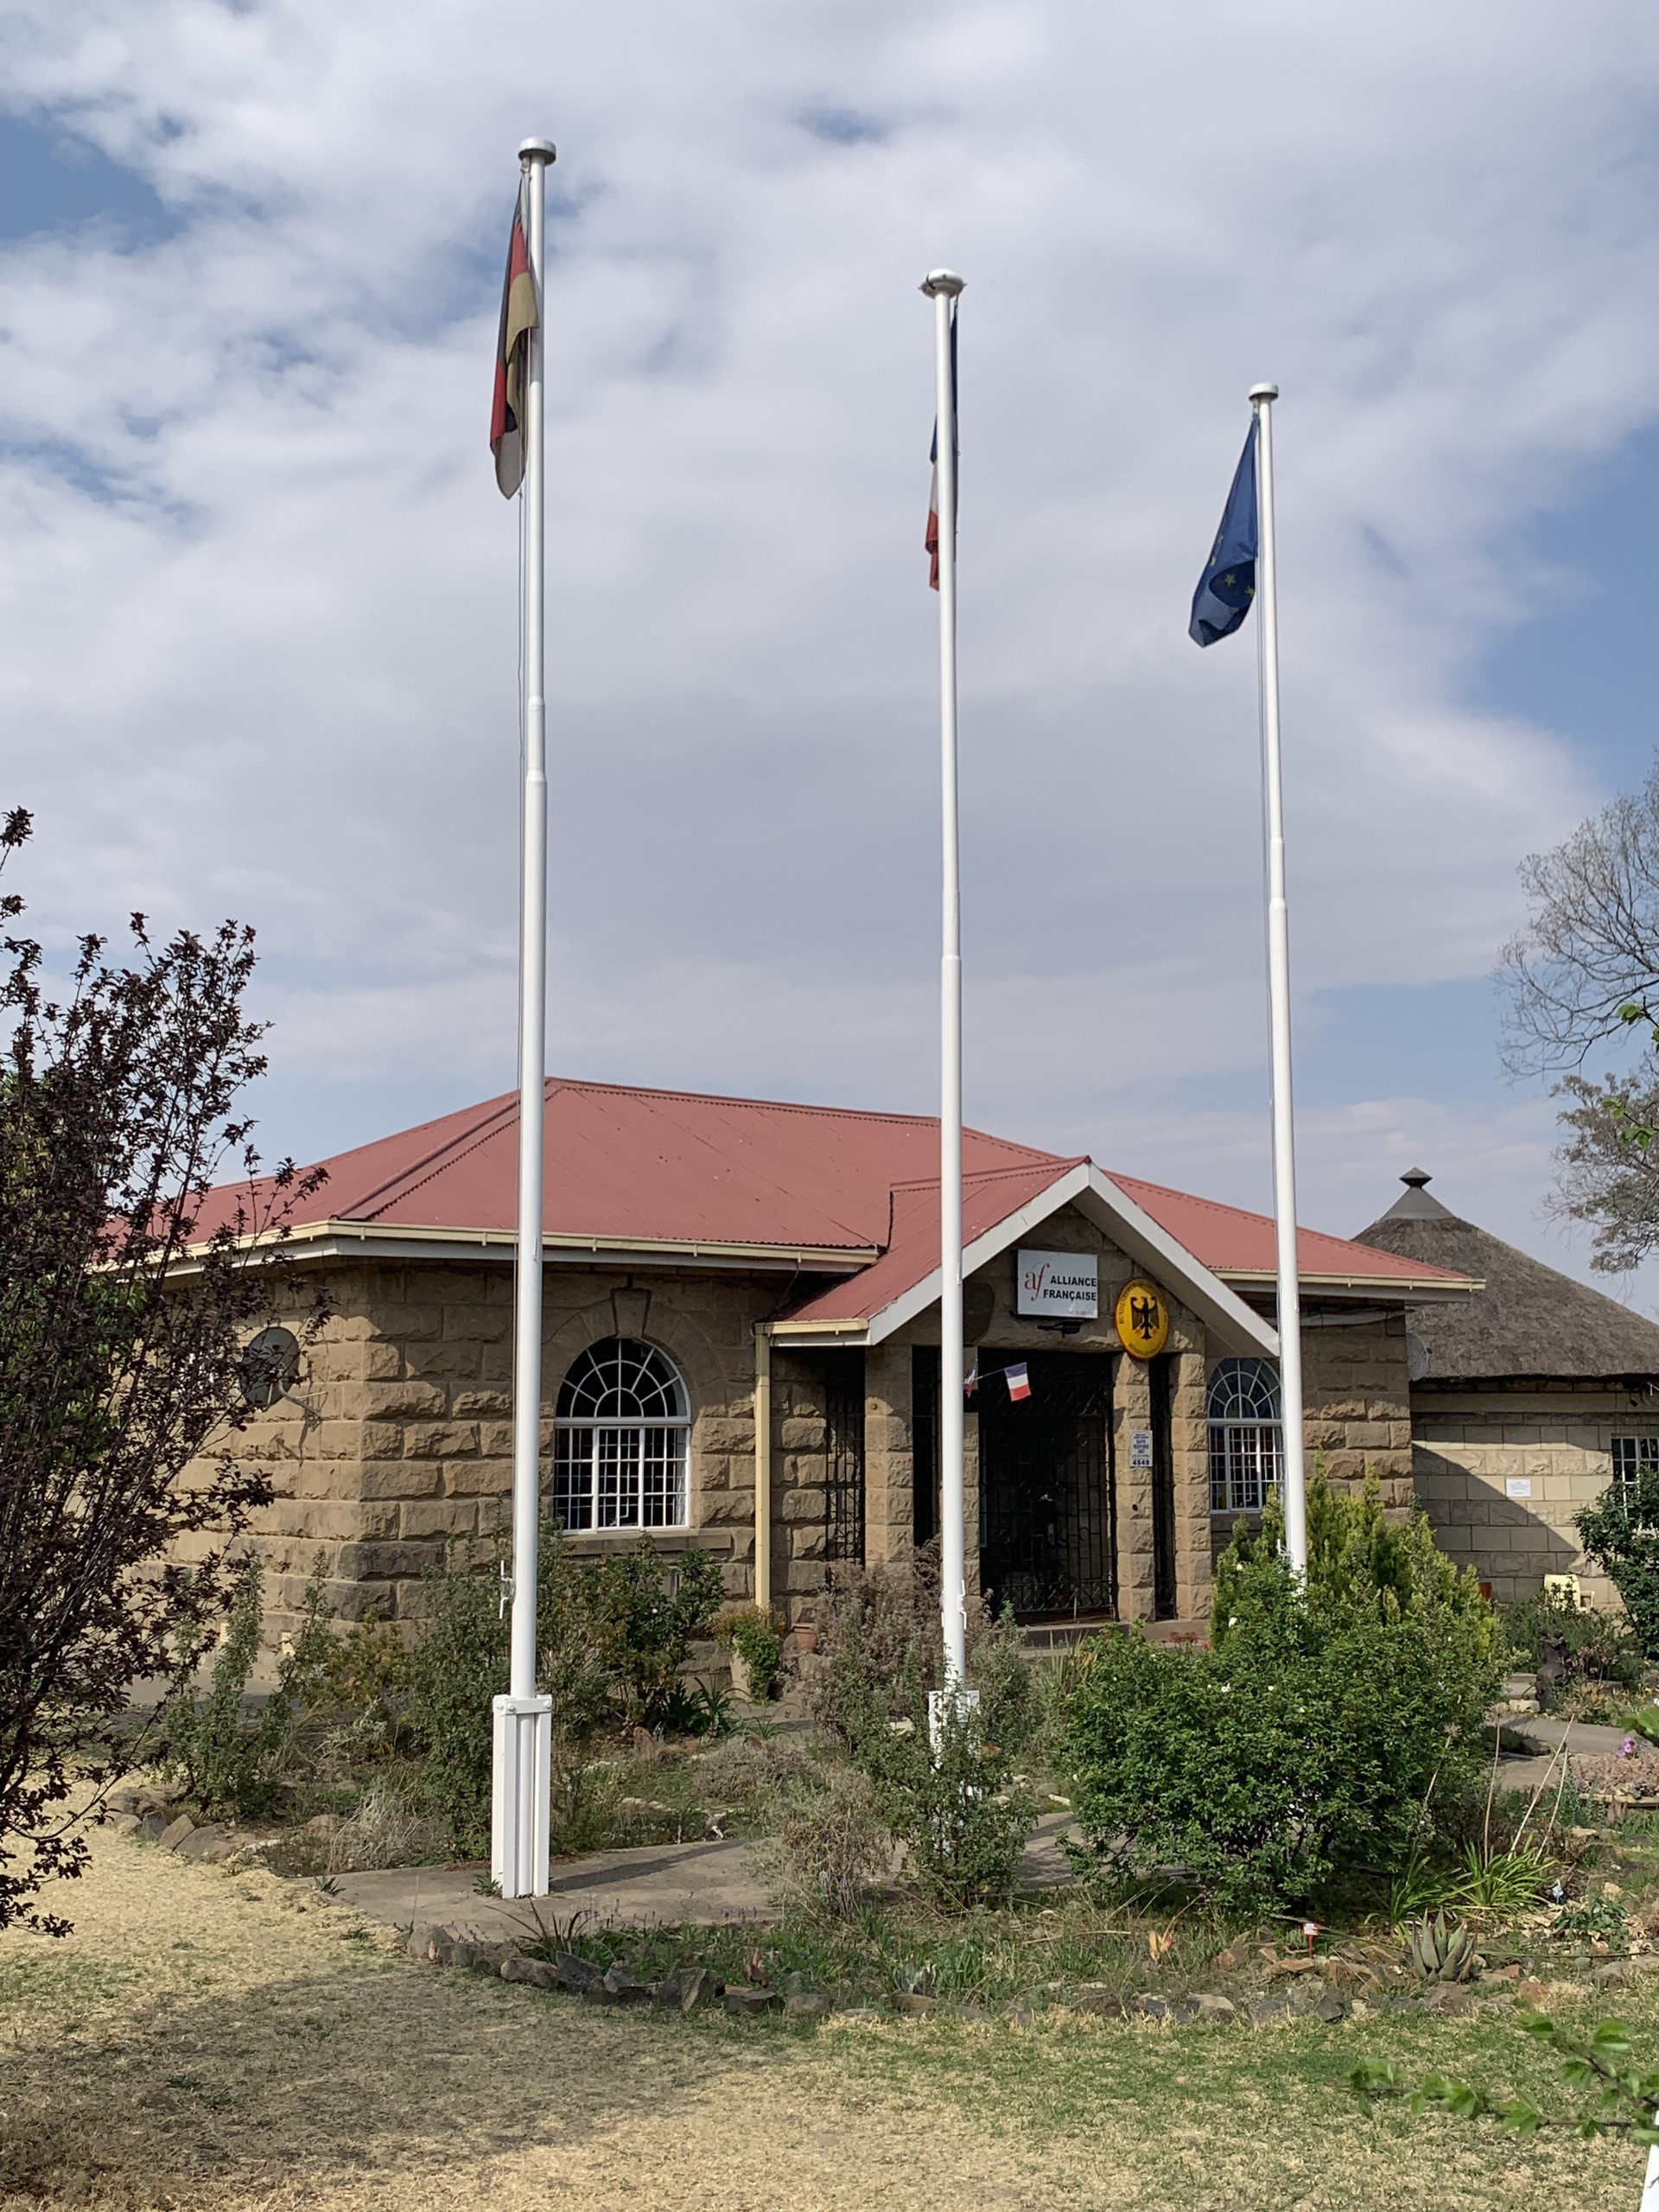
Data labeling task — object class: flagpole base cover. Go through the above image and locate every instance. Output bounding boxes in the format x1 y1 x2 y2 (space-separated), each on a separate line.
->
491 1694 552 1897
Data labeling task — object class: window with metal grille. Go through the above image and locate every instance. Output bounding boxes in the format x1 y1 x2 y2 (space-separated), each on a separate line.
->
1612 1435 1659 1493
912 1344 939 1546
1208 1357 1282 1513
553 1337 690 1531
823 1349 866 1569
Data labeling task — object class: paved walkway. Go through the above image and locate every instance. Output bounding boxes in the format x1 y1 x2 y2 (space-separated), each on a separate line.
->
1494 1714 1655 1795
335 1809 1077 1937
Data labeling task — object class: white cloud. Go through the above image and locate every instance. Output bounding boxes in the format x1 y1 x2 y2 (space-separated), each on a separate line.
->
4 0 1659 1285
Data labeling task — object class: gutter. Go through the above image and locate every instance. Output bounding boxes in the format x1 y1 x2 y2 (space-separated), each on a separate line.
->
185 1218 878 1275
1219 1269 1484 1302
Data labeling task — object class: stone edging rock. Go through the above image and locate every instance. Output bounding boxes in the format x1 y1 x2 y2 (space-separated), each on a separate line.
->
404 1923 789 2017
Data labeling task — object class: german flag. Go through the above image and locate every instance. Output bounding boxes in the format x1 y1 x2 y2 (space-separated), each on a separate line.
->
491 182 538 498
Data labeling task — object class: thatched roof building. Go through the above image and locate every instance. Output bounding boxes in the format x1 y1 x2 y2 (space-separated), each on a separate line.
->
1351 1170 1659 1607
1353 1170 1659 1383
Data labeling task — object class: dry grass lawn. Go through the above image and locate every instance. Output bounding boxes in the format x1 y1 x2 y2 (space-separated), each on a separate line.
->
1 1829 1654 2210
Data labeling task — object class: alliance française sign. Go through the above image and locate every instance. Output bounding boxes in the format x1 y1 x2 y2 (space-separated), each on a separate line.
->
1015 1249 1099 1319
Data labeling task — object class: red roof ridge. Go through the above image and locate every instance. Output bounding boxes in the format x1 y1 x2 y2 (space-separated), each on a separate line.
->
539 1077 1062 1165
335 1094 520 1221
887 1156 1084 1195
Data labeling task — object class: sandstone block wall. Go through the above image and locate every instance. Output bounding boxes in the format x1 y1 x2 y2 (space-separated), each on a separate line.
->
1205 1315 1414 1577
1299 1317 1414 1503
198 1258 785 1642
1410 1383 1647 1607
197 1219 1421 1652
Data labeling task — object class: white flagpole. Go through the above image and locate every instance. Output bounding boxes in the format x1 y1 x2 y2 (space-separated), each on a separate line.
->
492 136 556 1899
922 270 967 1693
1250 380 1308 1578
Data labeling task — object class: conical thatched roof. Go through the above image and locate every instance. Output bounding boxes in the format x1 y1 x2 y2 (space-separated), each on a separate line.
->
1353 1171 1659 1383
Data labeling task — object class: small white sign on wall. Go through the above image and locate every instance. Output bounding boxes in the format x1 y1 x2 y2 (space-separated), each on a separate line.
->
1016 1249 1099 1319
1129 1429 1154 1470
1505 1477 1533 1499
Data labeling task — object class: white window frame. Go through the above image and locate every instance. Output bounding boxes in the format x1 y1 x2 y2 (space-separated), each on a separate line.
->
1611 1435 1659 1495
553 1337 691 1533
1208 1357 1283 1514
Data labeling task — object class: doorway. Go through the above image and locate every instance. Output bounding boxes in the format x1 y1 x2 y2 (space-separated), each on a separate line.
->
976 1351 1117 1621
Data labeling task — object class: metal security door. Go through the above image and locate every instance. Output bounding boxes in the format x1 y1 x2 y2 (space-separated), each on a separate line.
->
822 1349 866 1571
976 1352 1117 1620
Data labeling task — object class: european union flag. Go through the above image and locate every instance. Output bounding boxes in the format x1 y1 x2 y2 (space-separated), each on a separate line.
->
1189 422 1258 646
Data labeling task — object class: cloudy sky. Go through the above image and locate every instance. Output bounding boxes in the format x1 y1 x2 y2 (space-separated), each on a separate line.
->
5 1 1659 1294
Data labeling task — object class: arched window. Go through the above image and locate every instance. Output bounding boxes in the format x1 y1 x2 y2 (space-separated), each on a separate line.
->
553 1337 690 1532
1208 1357 1281 1514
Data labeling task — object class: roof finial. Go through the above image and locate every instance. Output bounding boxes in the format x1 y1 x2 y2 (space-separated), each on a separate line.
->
1401 1167 1432 1189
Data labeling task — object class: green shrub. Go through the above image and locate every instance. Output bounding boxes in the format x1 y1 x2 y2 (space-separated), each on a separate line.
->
156 1558 335 1819
1574 1473 1659 1661
1057 1612 1488 1916
585 1541 726 1730
404 1549 508 1858
404 1528 724 1854
1059 1474 1501 1916
856 1680 1039 1910
404 1522 615 1858
812 1564 1040 1909
1553 1895 1630 1952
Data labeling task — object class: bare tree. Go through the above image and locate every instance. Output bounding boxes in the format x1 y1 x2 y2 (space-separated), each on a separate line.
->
0 810 325 1933
1498 753 1659 1076
1553 1071 1659 1274
1497 756 1659 1270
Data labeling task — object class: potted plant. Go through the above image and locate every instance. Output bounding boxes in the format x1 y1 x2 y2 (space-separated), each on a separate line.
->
713 1604 786 1701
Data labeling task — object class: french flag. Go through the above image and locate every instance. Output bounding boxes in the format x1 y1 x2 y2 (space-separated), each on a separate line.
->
925 302 958 590
1005 1361 1031 1402
490 180 538 499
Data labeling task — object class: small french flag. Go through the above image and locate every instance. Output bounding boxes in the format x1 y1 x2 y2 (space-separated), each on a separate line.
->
963 1358 978 1399
1005 1361 1031 1402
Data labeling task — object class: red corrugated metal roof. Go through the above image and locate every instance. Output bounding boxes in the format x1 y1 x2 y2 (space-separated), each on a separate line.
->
201 1077 1471 1308
1106 1173 1453 1285
197 1078 1061 1252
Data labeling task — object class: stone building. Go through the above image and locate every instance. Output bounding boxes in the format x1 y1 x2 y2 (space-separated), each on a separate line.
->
193 1080 1478 1644
1354 1169 1659 1607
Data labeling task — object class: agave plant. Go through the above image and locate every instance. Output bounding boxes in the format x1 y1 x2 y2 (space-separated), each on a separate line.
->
1408 1910 1479 1985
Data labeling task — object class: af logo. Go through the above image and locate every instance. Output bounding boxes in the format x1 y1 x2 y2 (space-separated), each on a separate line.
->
1113 1278 1170 1361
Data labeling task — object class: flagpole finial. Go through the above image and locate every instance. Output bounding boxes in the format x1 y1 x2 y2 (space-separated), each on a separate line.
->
518 137 557 164
1249 381 1279 404
920 269 965 298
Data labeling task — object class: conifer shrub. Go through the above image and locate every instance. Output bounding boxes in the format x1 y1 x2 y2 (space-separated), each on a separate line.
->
1055 1471 1501 1916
